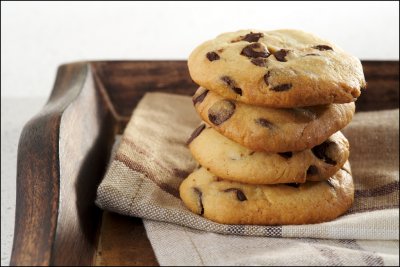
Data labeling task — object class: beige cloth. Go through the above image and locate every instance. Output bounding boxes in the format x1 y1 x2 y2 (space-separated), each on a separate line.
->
96 93 399 265
143 220 399 266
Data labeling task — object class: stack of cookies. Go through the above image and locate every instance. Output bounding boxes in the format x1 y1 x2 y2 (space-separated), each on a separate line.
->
180 29 366 225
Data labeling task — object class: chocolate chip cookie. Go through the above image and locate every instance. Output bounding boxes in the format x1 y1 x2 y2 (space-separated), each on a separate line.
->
179 163 354 225
188 29 366 108
188 126 349 184
193 87 355 152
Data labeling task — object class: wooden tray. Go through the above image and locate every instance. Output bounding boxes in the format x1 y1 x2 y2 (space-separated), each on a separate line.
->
10 61 399 266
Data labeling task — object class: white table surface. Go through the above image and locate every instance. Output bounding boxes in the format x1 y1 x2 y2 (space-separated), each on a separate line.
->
1 97 47 266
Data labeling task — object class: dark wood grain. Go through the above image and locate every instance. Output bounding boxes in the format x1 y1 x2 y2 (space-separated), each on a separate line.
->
11 63 88 266
95 212 158 266
51 64 118 265
11 60 398 266
357 61 399 111
92 61 197 121
11 62 119 266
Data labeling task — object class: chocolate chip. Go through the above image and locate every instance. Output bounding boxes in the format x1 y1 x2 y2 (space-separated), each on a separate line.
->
232 87 242 95
249 151 255 156
278 152 293 159
236 190 247 201
193 187 204 215
273 49 289 62
313 45 333 51
242 32 264 42
221 76 234 86
326 178 335 188
224 188 247 201
263 71 271 86
241 43 270 58
264 71 293 91
206 51 220 61
251 57 266 67
286 183 300 188
186 124 206 145
208 100 236 126
311 142 337 165
306 165 318 176
221 76 242 96
192 89 209 105
255 118 274 129
271 84 292 92
324 157 336 165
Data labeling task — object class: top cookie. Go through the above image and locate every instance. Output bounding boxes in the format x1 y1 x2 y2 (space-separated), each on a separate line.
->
188 29 366 108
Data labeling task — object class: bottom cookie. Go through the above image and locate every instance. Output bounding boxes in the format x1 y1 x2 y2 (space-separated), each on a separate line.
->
179 162 354 225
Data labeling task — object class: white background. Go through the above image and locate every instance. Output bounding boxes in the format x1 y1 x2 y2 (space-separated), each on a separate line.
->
1 1 399 98
1 2 399 266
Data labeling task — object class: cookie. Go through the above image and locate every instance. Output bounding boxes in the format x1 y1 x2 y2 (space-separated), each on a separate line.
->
188 29 366 108
193 87 355 152
188 126 349 184
179 163 354 225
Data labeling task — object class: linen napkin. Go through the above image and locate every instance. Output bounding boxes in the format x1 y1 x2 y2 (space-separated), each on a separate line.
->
143 219 399 266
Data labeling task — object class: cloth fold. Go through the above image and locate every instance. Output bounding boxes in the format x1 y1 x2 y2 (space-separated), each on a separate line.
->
95 92 399 264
